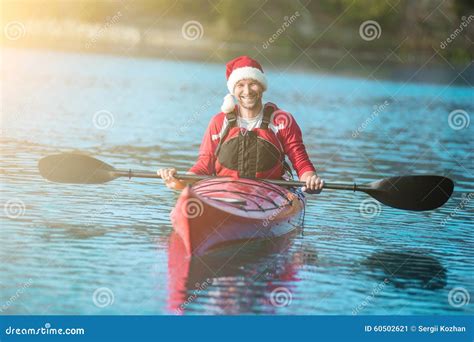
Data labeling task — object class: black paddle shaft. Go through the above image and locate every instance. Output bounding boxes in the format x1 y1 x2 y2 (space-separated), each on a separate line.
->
38 153 454 211
114 170 369 190
115 171 453 211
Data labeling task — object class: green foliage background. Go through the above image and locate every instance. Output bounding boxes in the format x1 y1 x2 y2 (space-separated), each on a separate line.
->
2 0 473 64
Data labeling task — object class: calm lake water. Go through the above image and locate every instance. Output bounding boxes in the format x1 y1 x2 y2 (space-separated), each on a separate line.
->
1 48 472 315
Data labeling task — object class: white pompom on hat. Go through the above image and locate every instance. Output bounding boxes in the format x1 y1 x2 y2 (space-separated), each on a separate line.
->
220 56 267 113
220 94 236 114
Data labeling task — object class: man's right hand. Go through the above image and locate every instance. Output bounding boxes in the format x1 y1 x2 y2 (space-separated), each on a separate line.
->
157 168 187 190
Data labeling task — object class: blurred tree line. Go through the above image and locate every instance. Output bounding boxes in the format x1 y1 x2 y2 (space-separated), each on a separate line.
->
2 0 473 63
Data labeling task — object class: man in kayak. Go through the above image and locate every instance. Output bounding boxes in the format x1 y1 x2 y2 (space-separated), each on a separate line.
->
158 55 324 194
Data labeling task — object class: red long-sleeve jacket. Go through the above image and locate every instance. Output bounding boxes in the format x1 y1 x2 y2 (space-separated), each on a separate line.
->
189 109 316 178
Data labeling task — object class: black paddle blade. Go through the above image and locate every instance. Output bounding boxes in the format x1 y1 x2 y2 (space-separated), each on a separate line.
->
364 175 454 211
38 153 117 184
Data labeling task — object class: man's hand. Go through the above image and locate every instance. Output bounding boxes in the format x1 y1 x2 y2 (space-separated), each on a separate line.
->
157 168 187 190
300 171 324 194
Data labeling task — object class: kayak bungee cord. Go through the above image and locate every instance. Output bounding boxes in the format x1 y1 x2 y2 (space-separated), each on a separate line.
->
193 178 291 200
194 189 293 212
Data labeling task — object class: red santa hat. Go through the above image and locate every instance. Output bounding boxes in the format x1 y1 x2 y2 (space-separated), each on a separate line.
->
221 56 267 113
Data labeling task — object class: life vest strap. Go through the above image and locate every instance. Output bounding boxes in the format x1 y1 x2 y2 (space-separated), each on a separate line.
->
215 111 237 156
261 103 276 129
226 111 237 128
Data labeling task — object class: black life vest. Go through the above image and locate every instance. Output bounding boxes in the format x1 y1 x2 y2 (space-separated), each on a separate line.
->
214 103 290 179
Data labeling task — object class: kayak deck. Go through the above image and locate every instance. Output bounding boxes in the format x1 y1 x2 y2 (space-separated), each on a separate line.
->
170 177 305 256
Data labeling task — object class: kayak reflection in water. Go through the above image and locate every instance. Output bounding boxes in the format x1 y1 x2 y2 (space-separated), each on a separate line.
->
167 231 305 314
157 55 323 194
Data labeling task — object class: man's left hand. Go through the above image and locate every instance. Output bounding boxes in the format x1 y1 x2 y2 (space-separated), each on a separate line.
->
300 172 324 194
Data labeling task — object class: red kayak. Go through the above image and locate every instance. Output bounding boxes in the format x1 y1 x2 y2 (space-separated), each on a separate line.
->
170 177 305 256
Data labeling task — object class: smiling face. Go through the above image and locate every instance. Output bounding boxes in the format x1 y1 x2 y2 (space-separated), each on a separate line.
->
233 79 263 110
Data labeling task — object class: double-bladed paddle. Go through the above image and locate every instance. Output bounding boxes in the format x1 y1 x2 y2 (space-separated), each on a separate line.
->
38 153 454 211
